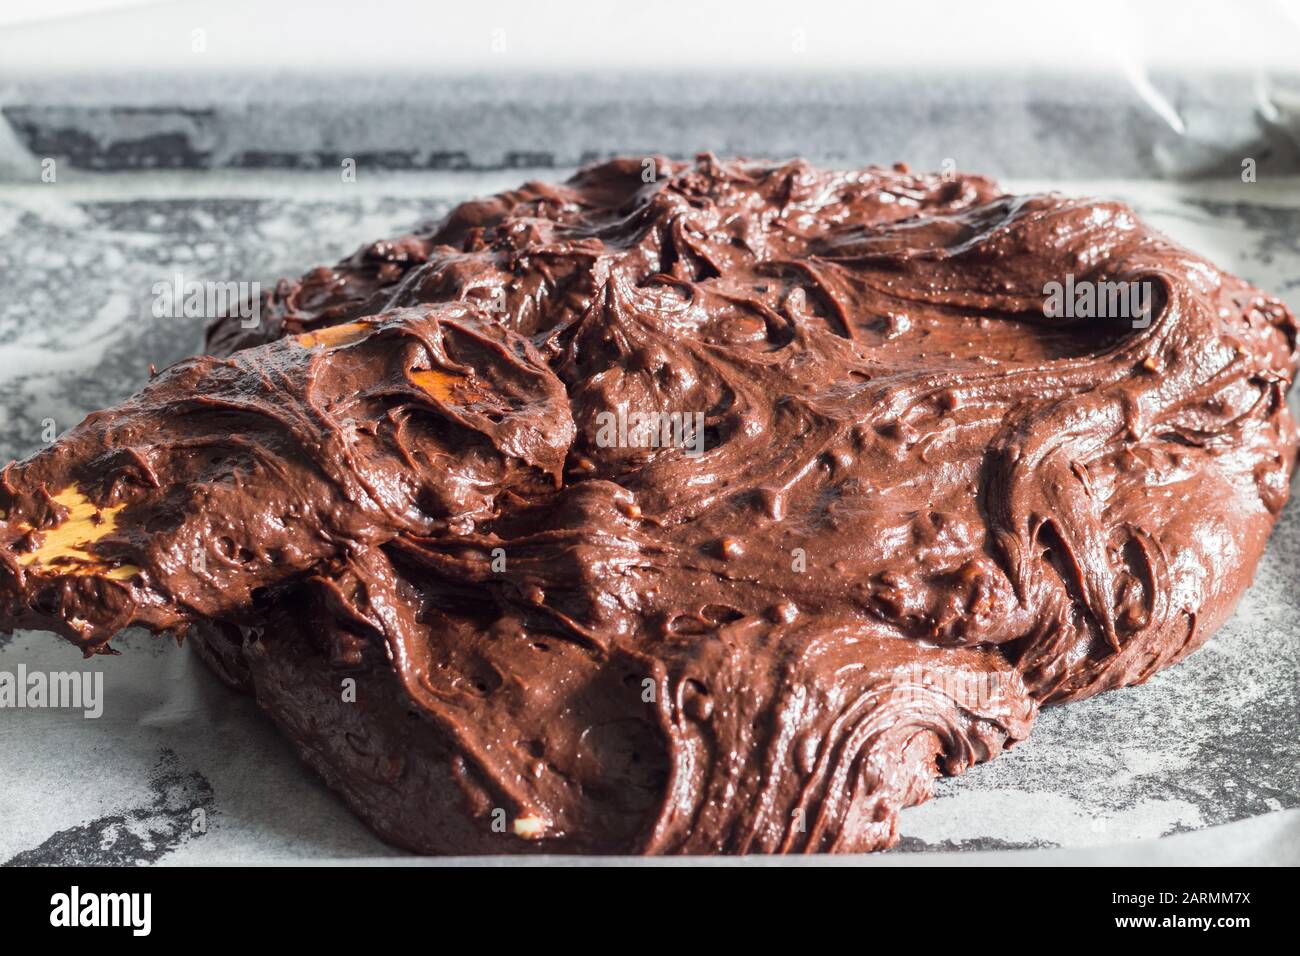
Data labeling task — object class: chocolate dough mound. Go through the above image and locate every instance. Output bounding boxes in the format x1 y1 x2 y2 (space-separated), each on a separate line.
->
2 156 1296 854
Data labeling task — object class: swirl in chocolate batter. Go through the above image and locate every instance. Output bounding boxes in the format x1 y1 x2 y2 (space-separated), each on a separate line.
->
1 156 1295 853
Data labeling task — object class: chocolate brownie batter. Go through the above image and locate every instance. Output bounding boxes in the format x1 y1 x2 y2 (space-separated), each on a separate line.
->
1 156 1296 853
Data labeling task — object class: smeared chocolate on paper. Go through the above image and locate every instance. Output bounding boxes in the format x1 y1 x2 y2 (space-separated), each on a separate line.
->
1 156 1295 853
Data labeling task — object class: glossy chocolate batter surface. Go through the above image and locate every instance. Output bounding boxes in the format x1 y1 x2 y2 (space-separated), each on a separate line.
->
1 157 1296 853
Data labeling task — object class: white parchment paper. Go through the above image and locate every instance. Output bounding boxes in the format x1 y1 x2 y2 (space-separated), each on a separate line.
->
0 171 1296 864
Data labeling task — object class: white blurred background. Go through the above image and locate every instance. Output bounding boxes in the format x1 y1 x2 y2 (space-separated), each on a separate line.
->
2 0 1299 75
